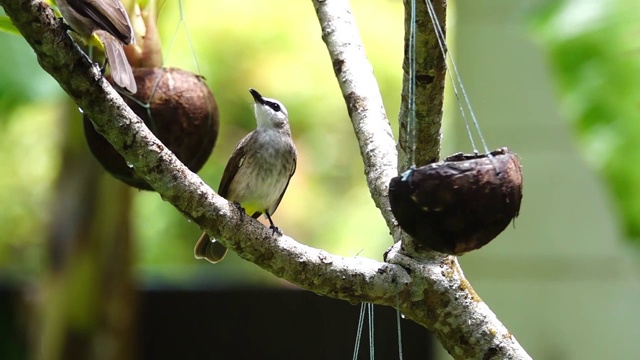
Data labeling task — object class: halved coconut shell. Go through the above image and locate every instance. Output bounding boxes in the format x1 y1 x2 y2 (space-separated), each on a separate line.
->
389 147 523 255
84 67 219 190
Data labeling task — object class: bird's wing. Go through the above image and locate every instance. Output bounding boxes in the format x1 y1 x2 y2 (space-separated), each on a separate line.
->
67 0 134 44
97 31 136 92
268 146 297 216
217 132 251 198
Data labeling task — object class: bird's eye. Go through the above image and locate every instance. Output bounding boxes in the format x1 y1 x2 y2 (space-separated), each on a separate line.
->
267 101 281 112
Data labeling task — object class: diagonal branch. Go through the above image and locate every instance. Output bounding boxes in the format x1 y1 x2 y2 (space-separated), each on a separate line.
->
1 0 531 358
312 0 399 232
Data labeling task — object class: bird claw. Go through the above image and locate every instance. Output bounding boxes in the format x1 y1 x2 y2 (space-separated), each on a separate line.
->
58 17 73 32
232 202 245 214
269 225 282 236
88 60 105 76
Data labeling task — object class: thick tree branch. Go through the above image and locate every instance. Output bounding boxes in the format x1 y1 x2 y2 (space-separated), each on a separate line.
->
398 0 447 169
311 0 399 232
2 0 531 358
313 1 530 359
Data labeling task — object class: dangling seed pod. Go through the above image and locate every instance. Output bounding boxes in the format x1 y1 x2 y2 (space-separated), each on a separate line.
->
83 67 219 190
389 147 523 255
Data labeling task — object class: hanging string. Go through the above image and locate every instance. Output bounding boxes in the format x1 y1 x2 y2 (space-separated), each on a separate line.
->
352 303 377 360
162 3 180 67
407 0 417 166
177 0 203 74
395 294 404 360
368 303 375 360
423 0 491 155
174 0 216 144
352 303 367 360
160 0 201 74
124 0 216 141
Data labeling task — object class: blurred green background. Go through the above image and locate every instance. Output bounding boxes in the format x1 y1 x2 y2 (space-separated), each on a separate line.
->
1 0 640 359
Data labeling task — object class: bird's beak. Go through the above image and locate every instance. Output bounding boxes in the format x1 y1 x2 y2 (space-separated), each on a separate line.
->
249 88 265 105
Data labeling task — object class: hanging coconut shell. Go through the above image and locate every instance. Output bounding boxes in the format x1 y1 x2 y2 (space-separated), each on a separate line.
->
389 147 523 255
84 67 219 190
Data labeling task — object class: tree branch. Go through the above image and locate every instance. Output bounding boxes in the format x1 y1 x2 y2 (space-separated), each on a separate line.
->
398 0 447 169
312 0 399 231
1 0 531 358
314 1 530 358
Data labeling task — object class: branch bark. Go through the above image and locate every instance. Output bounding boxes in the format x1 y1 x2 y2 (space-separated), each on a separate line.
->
1 0 531 358
398 0 447 169
312 0 399 231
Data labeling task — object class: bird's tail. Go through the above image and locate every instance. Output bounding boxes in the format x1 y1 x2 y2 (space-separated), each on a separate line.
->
95 30 137 94
194 232 228 264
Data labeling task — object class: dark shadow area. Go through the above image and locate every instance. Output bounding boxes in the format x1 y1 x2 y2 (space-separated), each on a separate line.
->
0 286 435 359
139 288 434 359
0 286 27 360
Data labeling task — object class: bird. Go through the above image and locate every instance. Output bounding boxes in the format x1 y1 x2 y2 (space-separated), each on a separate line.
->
56 0 137 93
194 88 297 263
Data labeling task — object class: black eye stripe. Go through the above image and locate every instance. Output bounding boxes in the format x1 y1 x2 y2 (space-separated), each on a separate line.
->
266 101 281 112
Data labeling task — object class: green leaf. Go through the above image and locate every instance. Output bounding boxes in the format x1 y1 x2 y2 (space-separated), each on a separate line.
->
532 0 640 243
0 15 20 36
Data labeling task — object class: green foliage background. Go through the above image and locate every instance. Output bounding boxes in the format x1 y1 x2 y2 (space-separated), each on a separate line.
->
0 0 403 286
2 1 640 358
533 0 640 243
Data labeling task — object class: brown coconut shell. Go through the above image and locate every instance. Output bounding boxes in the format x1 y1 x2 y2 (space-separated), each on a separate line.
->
389 147 523 255
84 67 219 190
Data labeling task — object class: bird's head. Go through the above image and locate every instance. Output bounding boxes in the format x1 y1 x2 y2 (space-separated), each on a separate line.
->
250 88 289 130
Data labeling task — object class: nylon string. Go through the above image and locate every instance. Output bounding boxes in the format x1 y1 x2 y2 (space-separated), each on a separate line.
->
424 0 491 155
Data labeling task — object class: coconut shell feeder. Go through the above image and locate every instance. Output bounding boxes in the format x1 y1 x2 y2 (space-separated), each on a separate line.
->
389 147 523 255
84 68 219 190
82 2 219 190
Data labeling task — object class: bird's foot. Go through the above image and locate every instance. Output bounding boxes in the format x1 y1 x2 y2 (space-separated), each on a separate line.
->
232 202 246 215
58 17 73 32
269 225 283 236
88 61 105 76
97 58 107 75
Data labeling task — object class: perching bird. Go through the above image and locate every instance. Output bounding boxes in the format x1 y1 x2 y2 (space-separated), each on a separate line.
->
194 88 297 263
57 0 137 93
